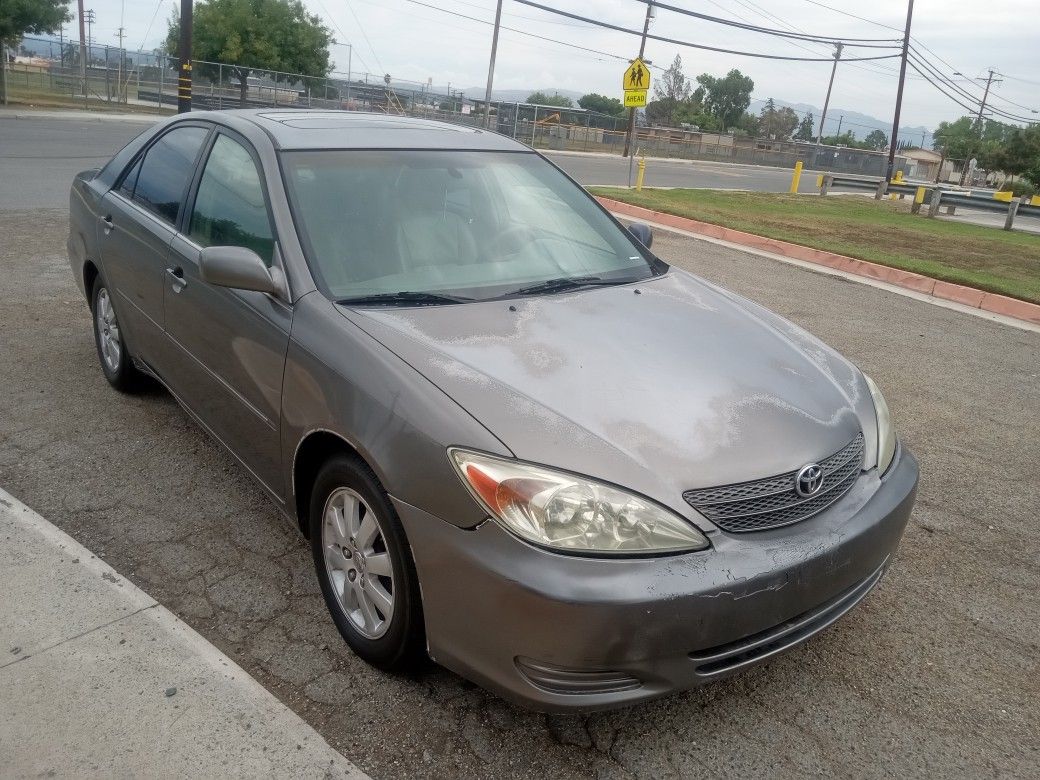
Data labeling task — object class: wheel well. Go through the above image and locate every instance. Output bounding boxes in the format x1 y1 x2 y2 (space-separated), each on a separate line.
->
292 431 362 537
83 260 99 302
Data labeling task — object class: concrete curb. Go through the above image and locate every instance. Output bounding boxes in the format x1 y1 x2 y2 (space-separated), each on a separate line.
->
0 487 368 779
0 109 162 124
598 196 1040 326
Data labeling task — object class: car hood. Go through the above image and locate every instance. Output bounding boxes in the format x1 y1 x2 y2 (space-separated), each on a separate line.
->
339 270 878 521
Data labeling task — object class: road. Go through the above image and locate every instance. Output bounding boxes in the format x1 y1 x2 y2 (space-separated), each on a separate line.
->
0 112 819 211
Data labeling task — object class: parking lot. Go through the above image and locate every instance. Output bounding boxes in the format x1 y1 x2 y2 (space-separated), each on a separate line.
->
2 117 1039 778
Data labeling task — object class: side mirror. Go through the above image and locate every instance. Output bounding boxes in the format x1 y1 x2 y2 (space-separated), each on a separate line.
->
628 222 653 249
199 246 286 298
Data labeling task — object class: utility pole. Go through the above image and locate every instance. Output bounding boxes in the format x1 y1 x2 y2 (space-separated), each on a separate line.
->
77 0 88 98
116 27 125 104
815 42 843 154
885 0 914 182
836 114 843 138
623 2 655 158
85 9 95 49
483 0 503 129
176 0 193 113
958 68 1000 185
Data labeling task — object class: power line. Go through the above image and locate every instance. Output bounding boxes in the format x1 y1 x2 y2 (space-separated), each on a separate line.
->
796 0 903 32
638 0 903 45
400 0 631 63
907 56 1035 125
313 0 373 73
342 0 384 72
907 50 1035 123
512 0 903 62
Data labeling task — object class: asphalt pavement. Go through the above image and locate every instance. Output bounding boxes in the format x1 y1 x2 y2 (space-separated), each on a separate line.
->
2 110 1039 778
1 202 1038 776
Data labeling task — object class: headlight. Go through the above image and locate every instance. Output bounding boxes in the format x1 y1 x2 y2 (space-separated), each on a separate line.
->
449 449 710 555
864 374 896 474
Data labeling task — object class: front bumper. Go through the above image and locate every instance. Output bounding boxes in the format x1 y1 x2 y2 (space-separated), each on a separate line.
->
396 445 919 712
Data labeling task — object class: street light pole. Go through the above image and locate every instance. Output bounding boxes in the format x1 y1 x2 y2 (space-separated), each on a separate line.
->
176 0 193 113
885 0 914 182
623 2 655 158
483 0 504 129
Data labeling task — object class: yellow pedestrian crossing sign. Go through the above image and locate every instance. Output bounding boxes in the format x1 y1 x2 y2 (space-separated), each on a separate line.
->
623 58 650 91
624 90 647 107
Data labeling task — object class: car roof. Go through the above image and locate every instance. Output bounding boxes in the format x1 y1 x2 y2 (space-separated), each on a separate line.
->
195 109 530 152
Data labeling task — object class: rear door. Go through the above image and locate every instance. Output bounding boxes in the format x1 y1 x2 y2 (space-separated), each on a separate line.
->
97 124 210 365
161 130 291 499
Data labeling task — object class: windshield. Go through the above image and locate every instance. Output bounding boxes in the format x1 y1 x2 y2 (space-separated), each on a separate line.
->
280 150 661 302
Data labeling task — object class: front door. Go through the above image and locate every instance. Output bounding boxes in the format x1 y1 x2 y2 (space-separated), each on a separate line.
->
161 132 291 500
97 125 210 365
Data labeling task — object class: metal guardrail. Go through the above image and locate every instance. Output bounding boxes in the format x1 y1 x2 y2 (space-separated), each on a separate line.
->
818 173 1040 230
928 191 1040 230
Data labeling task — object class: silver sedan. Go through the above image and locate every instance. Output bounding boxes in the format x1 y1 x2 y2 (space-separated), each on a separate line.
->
68 110 918 711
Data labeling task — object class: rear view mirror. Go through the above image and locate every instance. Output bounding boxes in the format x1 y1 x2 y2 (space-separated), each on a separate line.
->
628 222 653 249
199 246 287 298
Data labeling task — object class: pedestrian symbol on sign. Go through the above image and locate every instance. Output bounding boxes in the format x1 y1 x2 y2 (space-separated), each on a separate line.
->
622 58 651 91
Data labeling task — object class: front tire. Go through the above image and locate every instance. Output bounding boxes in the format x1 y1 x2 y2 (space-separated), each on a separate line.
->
309 455 425 671
91 278 145 393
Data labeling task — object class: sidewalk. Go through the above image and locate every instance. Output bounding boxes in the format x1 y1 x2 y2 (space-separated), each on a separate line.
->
0 487 367 779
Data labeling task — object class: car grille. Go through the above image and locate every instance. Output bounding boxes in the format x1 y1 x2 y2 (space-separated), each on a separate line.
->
683 433 865 533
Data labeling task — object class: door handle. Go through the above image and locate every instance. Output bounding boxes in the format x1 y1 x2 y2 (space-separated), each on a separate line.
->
166 266 187 292
99 214 114 235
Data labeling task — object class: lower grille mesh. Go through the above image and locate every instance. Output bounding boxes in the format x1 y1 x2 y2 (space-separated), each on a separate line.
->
683 433 865 533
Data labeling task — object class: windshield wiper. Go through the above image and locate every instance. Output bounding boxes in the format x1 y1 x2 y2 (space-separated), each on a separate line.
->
336 291 473 306
505 276 619 297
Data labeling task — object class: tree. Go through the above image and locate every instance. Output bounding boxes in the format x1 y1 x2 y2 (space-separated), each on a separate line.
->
644 97 678 126
166 0 332 107
578 93 624 116
526 91 573 108
932 116 978 159
863 129 888 151
696 69 754 131
794 113 815 141
1 0 71 102
0 0 69 45
653 54 691 102
732 111 760 137
982 124 1040 187
759 99 798 139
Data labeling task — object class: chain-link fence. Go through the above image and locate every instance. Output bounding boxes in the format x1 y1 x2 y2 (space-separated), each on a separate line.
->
7 35 906 176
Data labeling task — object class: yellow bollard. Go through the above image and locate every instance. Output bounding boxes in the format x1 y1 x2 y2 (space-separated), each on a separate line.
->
789 161 803 194
635 154 646 192
914 186 925 204
893 169 905 184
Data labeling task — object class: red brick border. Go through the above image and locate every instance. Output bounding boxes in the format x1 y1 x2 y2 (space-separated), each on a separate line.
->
598 196 1040 326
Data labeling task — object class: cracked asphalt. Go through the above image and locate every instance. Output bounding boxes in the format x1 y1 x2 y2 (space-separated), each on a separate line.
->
1 199 1038 777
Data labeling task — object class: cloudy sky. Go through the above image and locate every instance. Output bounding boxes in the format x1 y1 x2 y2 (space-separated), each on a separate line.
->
67 0 1038 130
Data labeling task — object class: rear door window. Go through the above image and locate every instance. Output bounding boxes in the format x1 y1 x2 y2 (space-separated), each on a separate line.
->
131 126 209 224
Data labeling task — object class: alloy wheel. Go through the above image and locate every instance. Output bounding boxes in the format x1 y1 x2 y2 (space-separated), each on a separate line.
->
321 487 395 639
95 288 121 373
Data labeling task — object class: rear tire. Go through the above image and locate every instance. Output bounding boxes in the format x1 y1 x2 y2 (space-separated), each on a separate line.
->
309 454 426 671
90 277 146 393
